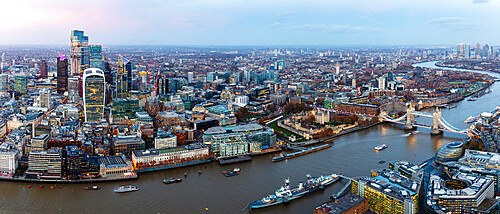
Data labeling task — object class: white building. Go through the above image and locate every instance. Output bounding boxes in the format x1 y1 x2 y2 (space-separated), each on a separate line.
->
0 148 19 176
154 132 177 149
234 96 249 107
188 72 195 83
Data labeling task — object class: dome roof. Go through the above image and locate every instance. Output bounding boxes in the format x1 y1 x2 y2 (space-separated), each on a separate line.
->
435 141 464 164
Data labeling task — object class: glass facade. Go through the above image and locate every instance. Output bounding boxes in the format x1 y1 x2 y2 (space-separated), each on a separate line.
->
435 141 464 164
14 75 27 94
57 54 68 94
89 45 104 71
83 69 105 122
115 55 131 99
70 30 89 77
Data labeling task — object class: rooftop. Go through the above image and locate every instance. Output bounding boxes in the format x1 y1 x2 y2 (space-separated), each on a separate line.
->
314 193 366 214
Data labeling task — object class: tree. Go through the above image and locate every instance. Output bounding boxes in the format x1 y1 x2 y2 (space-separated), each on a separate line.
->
235 111 245 122
268 104 277 112
315 98 325 106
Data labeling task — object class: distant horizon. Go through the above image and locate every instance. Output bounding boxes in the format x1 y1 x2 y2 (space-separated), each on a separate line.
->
0 43 480 49
1 0 499 46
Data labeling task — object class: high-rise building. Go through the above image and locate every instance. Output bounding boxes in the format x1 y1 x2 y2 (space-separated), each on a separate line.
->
188 72 195 83
40 60 48 78
67 77 79 103
207 72 215 82
156 74 168 96
476 43 481 59
89 45 104 71
39 88 51 109
83 68 105 122
70 30 89 77
115 55 131 99
483 44 490 58
457 43 470 58
57 54 68 95
0 74 8 92
14 75 27 94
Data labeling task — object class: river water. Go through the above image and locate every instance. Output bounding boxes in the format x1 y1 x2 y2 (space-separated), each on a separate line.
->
0 61 497 214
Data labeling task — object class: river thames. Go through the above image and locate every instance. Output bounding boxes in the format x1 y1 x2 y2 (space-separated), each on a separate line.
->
0 61 498 214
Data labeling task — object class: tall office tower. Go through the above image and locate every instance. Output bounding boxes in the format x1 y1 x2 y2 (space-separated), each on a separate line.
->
40 60 48 78
483 44 490 58
115 55 131 99
0 53 4 71
104 61 112 84
464 44 470 58
70 30 89 77
139 71 148 91
156 74 168 96
491 46 495 58
57 54 68 95
335 63 340 75
352 73 356 88
476 43 481 58
68 77 79 103
244 70 251 83
0 74 8 92
457 43 471 58
377 76 386 90
89 45 104 71
39 88 51 109
83 68 105 122
207 72 215 82
14 75 27 94
188 72 194 83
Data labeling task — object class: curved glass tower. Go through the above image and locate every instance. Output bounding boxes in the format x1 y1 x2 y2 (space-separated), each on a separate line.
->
83 68 105 122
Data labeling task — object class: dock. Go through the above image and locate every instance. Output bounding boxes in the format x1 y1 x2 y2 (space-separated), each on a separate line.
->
219 155 252 165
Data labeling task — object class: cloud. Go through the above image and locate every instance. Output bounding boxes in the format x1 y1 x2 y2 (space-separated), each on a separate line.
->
472 0 489 3
273 23 382 33
426 17 483 31
274 10 297 18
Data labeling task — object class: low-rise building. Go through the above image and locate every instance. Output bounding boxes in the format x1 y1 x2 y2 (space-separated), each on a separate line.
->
155 131 177 149
0 148 19 177
131 144 211 170
351 168 420 214
98 155 136 179
314 193 369 214
112 135 145 156
27 148 63 179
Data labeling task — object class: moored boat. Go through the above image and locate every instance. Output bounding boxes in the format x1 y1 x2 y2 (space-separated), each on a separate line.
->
84 186 101 190
163 178 182 184
114 185 139 193
248 173 339 210
222 168 241 177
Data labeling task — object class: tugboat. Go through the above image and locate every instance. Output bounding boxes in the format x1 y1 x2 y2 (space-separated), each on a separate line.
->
163 178 182 184
222 168 241 177
114 185 139 193
84 186 101 190
374 144 387 151
248 173 339 210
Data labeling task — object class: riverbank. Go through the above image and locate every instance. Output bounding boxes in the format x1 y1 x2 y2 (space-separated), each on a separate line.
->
0 175 138 183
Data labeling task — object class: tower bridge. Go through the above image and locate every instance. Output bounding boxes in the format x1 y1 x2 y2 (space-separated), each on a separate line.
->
380 105 469 135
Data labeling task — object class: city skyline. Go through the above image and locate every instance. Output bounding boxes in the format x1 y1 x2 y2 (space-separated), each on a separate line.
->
1 0 500 46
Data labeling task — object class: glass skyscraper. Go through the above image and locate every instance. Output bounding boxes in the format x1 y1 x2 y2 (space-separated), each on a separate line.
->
57 54 68 94
115 55 131 99
70 30 89 77
89 45 104 71
14 75 27 94
83 68 105 122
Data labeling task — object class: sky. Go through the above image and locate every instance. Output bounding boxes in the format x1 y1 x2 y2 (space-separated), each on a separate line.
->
0 0 499 46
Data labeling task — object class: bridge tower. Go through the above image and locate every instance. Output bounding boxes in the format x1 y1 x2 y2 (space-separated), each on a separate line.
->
431 107 443 135
404 104 416 130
